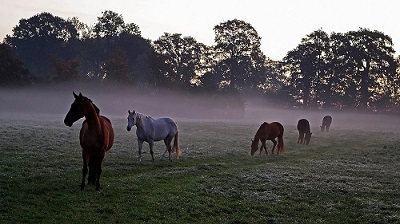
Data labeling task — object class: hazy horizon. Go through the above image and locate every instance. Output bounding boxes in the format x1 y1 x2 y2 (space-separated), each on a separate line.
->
1 83 400 133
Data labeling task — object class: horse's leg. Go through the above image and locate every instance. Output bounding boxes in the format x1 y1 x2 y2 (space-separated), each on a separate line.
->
81 150 90 190
149 140 155 162
88 155 96 185
95 152 105 191
137 139 143 161
260 140 267 155
263 141 268 155
162 138 172 161
271 139 277 154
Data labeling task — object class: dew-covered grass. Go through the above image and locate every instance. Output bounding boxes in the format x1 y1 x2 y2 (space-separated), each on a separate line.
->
1 114 400 223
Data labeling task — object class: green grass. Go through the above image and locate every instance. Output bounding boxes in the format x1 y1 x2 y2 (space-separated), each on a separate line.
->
1 116 400 223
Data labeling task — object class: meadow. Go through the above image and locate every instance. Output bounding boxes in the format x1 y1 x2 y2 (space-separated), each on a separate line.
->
1 110 400 224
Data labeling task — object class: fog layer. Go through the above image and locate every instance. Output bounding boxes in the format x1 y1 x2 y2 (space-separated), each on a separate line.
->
1 83 399 132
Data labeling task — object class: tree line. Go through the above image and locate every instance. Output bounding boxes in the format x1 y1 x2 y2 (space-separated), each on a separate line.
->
1 11 399 113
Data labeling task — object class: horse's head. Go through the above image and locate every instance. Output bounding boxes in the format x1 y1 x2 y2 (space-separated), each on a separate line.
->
250 139 258 156
64 92 88 127
126 110 138 131
305 132 312 145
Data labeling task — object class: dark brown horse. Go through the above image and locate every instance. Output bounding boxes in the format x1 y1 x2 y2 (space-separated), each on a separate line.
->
251 122 285 156
321 115 332 132
297 119 312 145
64 92 114 190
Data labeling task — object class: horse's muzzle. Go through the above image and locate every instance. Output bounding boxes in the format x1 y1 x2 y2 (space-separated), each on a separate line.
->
126 126 131 131
64 119 73 127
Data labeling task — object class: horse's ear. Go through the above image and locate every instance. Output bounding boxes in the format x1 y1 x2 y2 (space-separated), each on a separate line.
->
128 110 131 114
73 91 78 98
79 92 82 98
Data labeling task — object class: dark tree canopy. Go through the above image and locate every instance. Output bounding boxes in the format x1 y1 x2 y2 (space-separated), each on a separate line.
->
4 12 78 80
282 28 399 110
213 19 268 90
2 11 400 113
93 10 141 38
152 33 207 89
0 43 33 86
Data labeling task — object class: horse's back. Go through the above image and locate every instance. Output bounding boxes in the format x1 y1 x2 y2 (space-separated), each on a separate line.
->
154 118 177 130
149 117 177 141
297 119 310 132
271 122 284 137
258 122 283 140
322 116 332 125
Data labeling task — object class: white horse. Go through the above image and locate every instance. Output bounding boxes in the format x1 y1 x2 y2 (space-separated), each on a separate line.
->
126 110 181 161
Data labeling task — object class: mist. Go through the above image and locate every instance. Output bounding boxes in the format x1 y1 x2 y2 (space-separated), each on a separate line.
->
1 83 400 133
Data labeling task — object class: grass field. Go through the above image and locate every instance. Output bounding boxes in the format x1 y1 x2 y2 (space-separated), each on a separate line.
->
1 112 400 223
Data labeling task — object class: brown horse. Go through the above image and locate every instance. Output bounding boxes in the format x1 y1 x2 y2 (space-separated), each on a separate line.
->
251 122 285 156
297 119 312 145
64 92 114 191
321 115 332 132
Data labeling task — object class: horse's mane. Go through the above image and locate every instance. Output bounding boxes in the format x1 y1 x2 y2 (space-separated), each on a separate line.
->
255 122 269 138
136 112 154 125
85 97 100 115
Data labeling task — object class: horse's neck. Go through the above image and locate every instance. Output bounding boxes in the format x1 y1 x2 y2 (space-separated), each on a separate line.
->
84 101 101 129
136 114 153 133
256 123 269 140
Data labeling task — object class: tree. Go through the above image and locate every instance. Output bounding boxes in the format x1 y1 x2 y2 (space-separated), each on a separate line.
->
152 33 207 89
68 17 93 39
0 43 33 86
331 28 398 110
213 19 267 90
93 10 140 38
103 48 129 82
283 29 330 107
50 55 80 82
4 12 78 80
77 10 150 83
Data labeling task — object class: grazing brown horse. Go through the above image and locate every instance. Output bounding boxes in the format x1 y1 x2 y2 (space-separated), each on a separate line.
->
64 92 114 191
321 115 332 132
297 119 312 145
251 122 285 156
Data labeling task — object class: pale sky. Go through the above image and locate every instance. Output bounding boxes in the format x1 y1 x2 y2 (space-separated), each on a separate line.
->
0 0 399 60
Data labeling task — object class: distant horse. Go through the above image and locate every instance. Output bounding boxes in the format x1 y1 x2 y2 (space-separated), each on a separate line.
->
321 115 332 132
64 92 114 191
297 119 312 145
126 110 181 161
251 122 285 156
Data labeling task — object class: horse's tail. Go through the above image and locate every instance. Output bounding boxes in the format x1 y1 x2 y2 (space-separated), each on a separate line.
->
278 136 285 154
173 131 181 159
277 124 285 154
